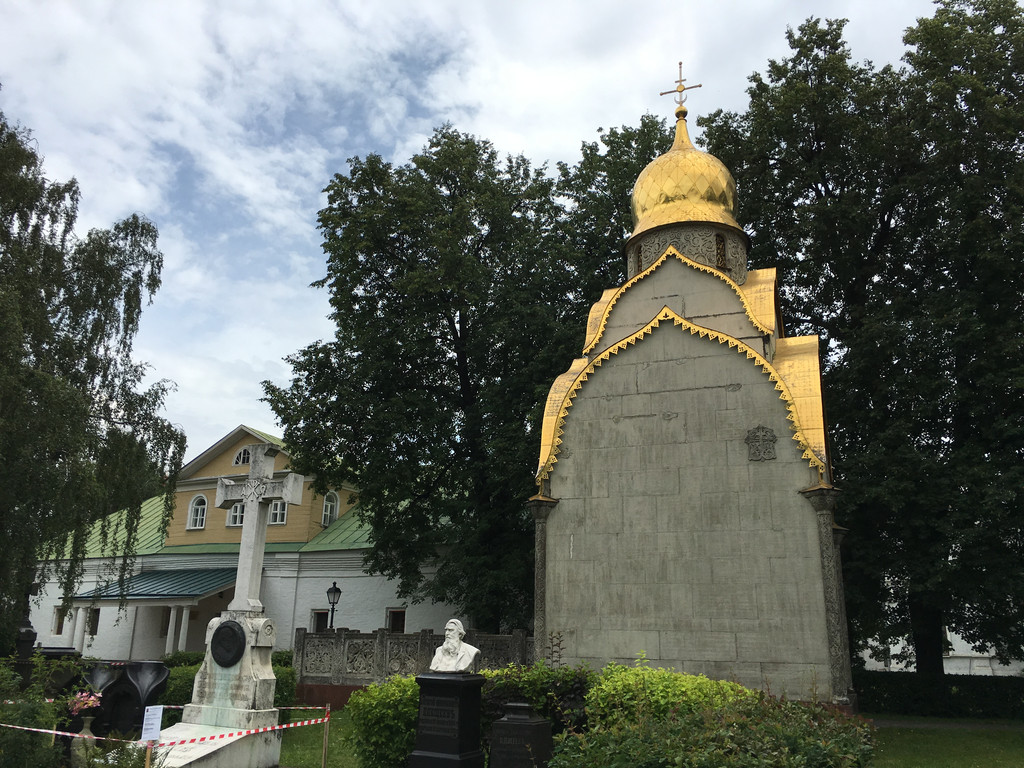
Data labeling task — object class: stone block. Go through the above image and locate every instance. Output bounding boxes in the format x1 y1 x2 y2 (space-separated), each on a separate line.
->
622 496 659 533
701 491 740 530
619 393 653 417
660 630 738 662
769 556 821 585
693 585 757 619
577 629 661 659
611 467 679 496
587 361 640 397
714 408 747 441
584 497 624 533
636 358 696 392
738 492 773 531
711 556 770 584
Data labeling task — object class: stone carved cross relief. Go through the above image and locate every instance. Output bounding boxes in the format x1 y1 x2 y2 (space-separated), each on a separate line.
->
216 443 304 613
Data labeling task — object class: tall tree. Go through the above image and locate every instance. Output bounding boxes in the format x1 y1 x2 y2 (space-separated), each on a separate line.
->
700 0 1024 677
556 114 673 299
0 107 185 652
264 126 577 631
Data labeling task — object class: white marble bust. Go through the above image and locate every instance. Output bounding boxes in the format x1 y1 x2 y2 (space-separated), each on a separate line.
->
429 619 481 673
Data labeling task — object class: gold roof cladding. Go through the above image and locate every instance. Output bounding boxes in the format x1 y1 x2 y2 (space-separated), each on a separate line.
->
536 307 827 483
629 102 741 242
582 248 775 357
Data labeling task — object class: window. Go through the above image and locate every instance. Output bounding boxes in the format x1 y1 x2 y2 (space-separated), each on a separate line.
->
269 500 288 525
322 492 339 527
52 607 66 635
227 502 244 527
233 448 251 465
387 608 406 634
312 610 329 632
86 608 100 636
187 495 208 529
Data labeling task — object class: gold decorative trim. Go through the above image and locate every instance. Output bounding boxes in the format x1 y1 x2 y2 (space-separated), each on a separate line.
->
537 306 825 484
581 247 773 356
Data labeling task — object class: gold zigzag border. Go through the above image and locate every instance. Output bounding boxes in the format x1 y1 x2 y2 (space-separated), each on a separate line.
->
537 306 825 484
581 246 774 356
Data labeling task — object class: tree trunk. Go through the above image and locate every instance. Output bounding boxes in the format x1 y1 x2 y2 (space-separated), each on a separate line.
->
908 592 946 680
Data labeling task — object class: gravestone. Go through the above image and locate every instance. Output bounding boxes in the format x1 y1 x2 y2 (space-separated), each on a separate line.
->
488 702 552 768
157 444 303 768
409 673 485 768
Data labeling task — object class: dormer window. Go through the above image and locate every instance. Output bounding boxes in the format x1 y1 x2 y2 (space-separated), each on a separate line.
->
233 448 251 466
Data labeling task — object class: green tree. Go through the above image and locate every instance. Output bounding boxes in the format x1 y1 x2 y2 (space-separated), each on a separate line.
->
0 107 185 653
700 0 1024 678
264 126 577 631
556 114 673 298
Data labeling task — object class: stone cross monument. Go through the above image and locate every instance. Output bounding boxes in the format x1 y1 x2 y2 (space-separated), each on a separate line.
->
158 443 304 768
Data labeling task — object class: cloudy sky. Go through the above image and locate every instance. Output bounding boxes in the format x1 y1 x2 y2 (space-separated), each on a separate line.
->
1 0 937 461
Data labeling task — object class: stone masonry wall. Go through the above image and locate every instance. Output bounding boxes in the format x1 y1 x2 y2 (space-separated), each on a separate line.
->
545 324 832 700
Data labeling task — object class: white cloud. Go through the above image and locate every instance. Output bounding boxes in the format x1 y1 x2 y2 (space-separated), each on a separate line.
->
0 0 935 458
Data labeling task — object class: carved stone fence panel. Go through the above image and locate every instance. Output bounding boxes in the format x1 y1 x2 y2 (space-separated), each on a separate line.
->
295 627 533 686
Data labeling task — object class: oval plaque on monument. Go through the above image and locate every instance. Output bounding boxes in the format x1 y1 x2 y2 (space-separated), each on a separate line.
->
211 620 246 667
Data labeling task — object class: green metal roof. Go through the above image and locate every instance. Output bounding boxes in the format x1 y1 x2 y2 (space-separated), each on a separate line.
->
74 496 168 559
77 568 236 600
299 506 372 551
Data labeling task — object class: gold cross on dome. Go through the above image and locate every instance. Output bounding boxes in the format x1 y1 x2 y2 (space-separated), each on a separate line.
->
659 61 702 106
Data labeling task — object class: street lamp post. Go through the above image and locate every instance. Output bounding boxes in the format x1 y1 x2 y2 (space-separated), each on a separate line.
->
326 581 342 629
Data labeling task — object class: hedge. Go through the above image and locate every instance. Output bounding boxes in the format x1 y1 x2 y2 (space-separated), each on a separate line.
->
854 669 1024 719
343 661 872 768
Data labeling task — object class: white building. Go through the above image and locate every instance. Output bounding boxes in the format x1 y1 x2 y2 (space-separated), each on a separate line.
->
31 425 455 660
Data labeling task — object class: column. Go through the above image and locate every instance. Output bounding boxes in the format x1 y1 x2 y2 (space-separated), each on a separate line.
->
525 494 558 662
800 484 854 705
177 606 191 652
165 606 179 657
73 607 87 653
67 606 79 646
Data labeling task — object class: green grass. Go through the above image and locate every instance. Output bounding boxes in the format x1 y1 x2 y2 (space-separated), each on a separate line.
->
279 707 358 768
278 707 1024 768
872 722 1024 768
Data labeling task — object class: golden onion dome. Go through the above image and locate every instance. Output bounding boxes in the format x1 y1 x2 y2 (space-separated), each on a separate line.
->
630 102 741 240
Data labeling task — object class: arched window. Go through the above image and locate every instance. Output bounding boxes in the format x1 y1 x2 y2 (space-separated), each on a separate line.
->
187 495 208 530
233 448 251 466
322 492 339 527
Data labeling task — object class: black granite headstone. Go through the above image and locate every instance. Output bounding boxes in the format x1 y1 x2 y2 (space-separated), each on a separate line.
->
489 702 553 768
409 673 485 768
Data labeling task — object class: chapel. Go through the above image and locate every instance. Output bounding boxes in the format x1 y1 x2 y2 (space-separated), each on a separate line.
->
531 76 854 704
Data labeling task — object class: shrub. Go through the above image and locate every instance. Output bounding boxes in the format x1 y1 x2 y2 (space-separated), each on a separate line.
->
551 693 874 768
344 675 419 768
271 650 293 667
161 651 205 668
482 662 595 735
584 658 754 727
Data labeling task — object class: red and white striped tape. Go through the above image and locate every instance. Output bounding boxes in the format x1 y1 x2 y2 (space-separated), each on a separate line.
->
153 715 330 748
0 710 330 748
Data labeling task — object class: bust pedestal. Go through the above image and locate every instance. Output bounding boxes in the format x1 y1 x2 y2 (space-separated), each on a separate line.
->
409 673 485 768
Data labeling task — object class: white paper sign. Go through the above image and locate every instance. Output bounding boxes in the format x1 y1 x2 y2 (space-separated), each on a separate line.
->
141 705 164 742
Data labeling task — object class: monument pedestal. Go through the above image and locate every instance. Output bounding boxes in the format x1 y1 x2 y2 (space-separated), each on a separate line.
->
409 673 485 768
157 611 281 768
